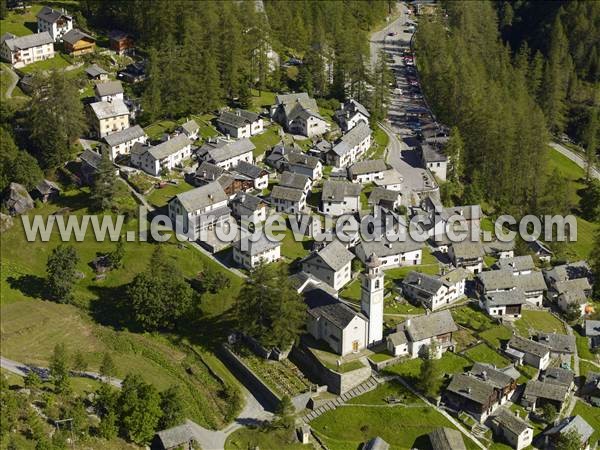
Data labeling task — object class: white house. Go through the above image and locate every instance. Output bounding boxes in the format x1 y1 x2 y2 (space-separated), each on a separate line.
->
490 408 533 450
131 134 192 176
494 255 536 275
271 92 329 138
334 99 370 132
230 192 268 224
198 139 255 170
402 268 468 311
481 290 527 320
94 80 124 102
373 169 403 191
386 310 458 359
216 109 264 138
178 119 200 141
89 99 130 138
420 143 447 181
302 240 354 291
270 171 311 213
286 152 323 181
448 242 484 274
544 261 593 317
167 181 231 242
477 269 547 308
347 159 387 183
326 122 372 168
232 233 281 269
368 187 402 211
355 236 423 269
320 180 361 216
0 32 54 68
36 6 73 41
505 336 550 370
232 161 269 190
103 125 147 160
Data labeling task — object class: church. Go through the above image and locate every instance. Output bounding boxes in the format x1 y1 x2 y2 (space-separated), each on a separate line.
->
305 254 385 356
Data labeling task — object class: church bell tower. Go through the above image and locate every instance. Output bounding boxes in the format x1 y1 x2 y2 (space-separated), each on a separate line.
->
361 253 384 346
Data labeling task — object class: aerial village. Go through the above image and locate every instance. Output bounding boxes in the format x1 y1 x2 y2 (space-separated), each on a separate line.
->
1 1 599 450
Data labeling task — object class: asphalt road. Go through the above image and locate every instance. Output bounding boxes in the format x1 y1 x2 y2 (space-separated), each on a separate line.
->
549 141 599 180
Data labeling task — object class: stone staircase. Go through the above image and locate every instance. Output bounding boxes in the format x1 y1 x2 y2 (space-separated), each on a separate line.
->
471 422 491 447
299 376 383 424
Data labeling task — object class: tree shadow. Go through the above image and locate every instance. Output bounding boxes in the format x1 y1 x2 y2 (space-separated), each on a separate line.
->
6 274 46 300
88 284 139 331
411 434 433 450
24 22 37 34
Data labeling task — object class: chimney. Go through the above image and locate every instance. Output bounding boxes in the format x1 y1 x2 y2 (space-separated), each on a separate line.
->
481 371 488 381
514 410 520 418
416 277 421 286
466 387 471 394
208 194 214 201
202 170 207 178
386 243 392 249
405 319 411 327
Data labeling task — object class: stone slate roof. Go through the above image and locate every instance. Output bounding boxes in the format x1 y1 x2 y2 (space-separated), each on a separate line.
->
402 309 457 342
217 109 260 128
544 416 594 443
90 99 129 120
478 270 547 293
34 179 61 195
279 171 310 190
62 28 94 45
508 336 550 358
451 241 484 259
195 161 224 181
234 160 266 179
2 31 53 51
421 143 447 162
368 187 399 206
428 427 466 450
403 271 443 296
555 278 591 295
348 159 387 177
4 182 34 215
491 407 531 436
331 122 371 156
523 379 569 403
536 332 576 354
446 373 495 406
540 367 574 387
80 148 102 170
37 6 71 23
232 233 280 256
485 289 526 307
357 235 423 259
174 181 227 212
335 99 370 123
103 125 145 147
148 134 191 160
308 301 362 330
275 92 324 123
469 362 515 389
199 138 255 164
322 180 361 202
373 169 404 187
231 192 264 212
85 64 108 78
305 240 354 272
180 119 199 135
495 255 536 273
585 320 600 337
287 151 321 170
94 80 124 97
154 422 196 449
387 330 407 346
545 261 592 284
363 436 390 450
270 185 304 202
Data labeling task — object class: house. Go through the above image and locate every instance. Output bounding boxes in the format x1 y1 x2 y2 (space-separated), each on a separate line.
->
232 161 269 190
309 139 333 159
443 373 499 422
539 415 594 450
535 332 576 356
62 29 95 56
302 240 354 291
334 99 370 132
167 181 230 242
476 269 547 307
326 122 372 168
285 152 323 180
232 233 281 269
505 336 550 370
216 174 254 197
402 268 468 311
131 134 192 176
529 240 553 263
197 139 255 170
89 99 129 138
427 427 466 450
189 161 225 186
103 125 147 160
484 240 515 259
265 143 299 171
79 148 105 184
584 320 600 350
544 261 593 316
448 242 484 274
151 422 197 450
178 119 200 141
4 182 34 216
306 288 368 356
581 372 600 406
481 289 527 320
494 255 536 275
420 143 447 181
539 367 574 390
368 187 401 211
386 309 458 359
216 109 264 138
521 379 570 411
109 30 134 55
32 179 60 203
320 180 361 216
355 236 423 269
118 61 146 83
85 64 109 81
348 159 387 183
270 185 306 213
363 436 390 450
36 6 72 41
230 192 268 224
373 169 403 191
94 80 124 102
489 407 533 450
0 32 54 68
270 92 329 138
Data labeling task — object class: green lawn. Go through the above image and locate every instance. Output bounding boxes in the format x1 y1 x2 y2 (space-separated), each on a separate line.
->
144 119 179 141
279 227 311 261
452 305 496 333
249 89 277 113
479 325 513 348
347 380 420 405
574 328 596 361
579 360 599 377
145 180 195 208
340 279 361 301
250 124 282 157
191 113 219 139
514 310 565 337
0 4 42 36
464 343 510 368
225 427 306 450
367 123 390 159
19 52 74 74
572 401 600 447
384 352 471 381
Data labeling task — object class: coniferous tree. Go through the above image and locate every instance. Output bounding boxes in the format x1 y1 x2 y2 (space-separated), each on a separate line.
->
119 374 162 445
49 343 70 394
91 150 118 212
0 128 43 191
158 386 185 429
142 48 162 123
445 127 465 183
99 353 116 382
591 232 600 300
582 108 598 181
46 245 79 303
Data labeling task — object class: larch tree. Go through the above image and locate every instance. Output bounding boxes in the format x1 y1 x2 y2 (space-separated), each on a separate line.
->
46 245 79 304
